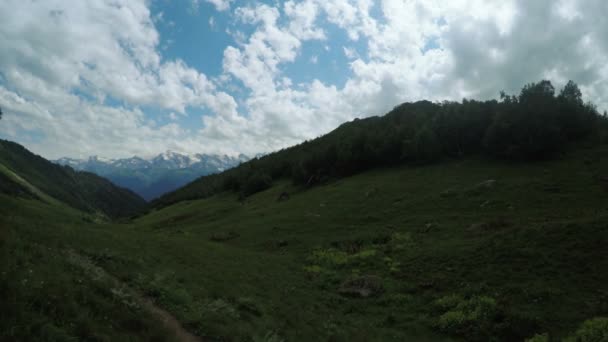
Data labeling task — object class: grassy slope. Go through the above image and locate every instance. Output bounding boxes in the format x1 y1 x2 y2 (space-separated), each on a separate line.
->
0 140 147 218
0 163 62 205
0 196 176 341
3 144 608 341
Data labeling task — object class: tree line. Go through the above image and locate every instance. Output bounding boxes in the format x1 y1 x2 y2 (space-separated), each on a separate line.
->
153 80 608 207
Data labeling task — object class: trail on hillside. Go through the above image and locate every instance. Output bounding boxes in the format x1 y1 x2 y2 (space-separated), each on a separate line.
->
65 250 203 342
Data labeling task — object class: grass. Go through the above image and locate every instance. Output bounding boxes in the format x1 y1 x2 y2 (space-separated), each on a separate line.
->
2 144 608 341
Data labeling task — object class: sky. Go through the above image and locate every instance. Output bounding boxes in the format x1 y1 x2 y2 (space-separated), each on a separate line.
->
0 0 607 159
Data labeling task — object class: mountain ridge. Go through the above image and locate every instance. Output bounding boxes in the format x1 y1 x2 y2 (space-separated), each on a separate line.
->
54 151 250 200
0 139 146 218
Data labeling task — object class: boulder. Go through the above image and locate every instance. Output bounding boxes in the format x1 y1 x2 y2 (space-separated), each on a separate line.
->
209 231 239 242
338 275 384 298
466 179 497 195
277 191 290 202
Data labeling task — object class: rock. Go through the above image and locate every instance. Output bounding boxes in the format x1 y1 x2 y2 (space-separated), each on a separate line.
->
422 222 436 233
542 185 561 193
209 231 239 242
468 222 489 231
277 191 290 202
365 187 378 198
477 179 496 189
467 179 497 195
440 189 457 197
480 200 492 208
338 275 384 298
468 219 510 232
418 281 435 289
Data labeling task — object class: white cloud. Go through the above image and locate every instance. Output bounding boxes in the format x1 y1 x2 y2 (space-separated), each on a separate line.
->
0 0 239 158
284 0 326 40
343 47 358 59
206 0 608 158
2 0 608 160
192 0 233 12
206 0 233 11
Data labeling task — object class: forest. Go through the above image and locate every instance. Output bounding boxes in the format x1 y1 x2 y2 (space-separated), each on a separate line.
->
153 80 608 208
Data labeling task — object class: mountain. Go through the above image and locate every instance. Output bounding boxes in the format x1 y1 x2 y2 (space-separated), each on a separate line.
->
152 80 608 209
55 152 249 201
0 139 146 218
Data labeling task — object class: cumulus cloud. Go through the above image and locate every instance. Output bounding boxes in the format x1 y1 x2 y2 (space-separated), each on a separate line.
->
1 0 608 159
0 0 238 158
210 0 608 157
192 0 233 12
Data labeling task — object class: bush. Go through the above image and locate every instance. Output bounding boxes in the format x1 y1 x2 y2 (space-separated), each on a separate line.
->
434 295 499 340
525 333 549 342
483 112 564 160
241 172 272 197
413 125 442 161
565 317 608 342
308 247 378 269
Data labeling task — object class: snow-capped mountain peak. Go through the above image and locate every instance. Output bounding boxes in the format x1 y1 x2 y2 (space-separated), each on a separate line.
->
53 151 251 200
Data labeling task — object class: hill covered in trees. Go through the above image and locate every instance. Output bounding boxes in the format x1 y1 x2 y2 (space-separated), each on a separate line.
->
152 80 608 208
0 140 146 218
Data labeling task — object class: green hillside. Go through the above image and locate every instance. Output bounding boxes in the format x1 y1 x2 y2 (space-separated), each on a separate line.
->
2 143 607 341
152 81 608 210
0 139 146 219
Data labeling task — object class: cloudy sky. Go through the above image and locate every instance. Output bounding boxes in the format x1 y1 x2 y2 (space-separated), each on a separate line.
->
0 0 607 159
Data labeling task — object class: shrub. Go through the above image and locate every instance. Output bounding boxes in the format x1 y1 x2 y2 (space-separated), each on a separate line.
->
308 247 378 269
565 317 608 342
525 333 549 342
241 171 272 197
434 295 499 340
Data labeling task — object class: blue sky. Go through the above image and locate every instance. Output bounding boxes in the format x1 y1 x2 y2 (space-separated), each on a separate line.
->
0 0 607 159
136 0 368 134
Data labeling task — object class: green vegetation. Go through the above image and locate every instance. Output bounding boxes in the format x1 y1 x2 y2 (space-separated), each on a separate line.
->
0 139 146 218
0 196 176 341
3 142 608 341
152 80 608 209
564 317 608 341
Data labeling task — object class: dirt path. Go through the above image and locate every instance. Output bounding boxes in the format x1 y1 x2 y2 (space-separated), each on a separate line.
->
66 250 203 342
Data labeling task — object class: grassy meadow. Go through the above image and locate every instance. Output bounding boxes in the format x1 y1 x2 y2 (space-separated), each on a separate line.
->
2 144 608 341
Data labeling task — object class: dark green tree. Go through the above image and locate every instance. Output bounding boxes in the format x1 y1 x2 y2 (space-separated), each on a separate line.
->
557 81 596 139
413 125 442 161
559 80 583 105
484 80 564 159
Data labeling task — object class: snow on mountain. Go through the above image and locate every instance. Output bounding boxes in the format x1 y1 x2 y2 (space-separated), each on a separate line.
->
57 151 248 172
53 151 250 200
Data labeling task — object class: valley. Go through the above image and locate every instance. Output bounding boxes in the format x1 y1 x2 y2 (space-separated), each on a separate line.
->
3 2 608 341
2 143 608 341
55 152 250 201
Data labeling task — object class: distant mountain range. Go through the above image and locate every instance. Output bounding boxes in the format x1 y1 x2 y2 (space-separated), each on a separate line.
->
55 152 250 201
